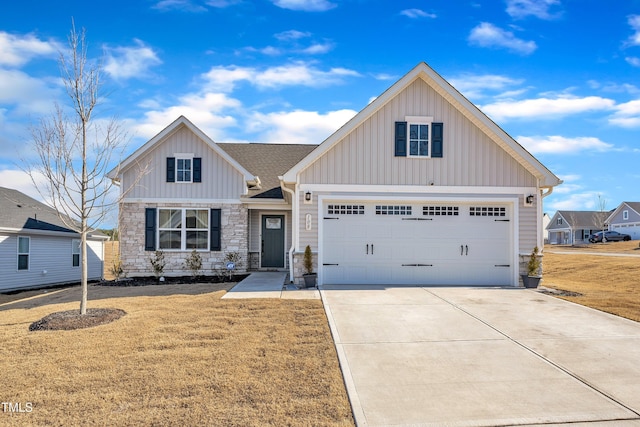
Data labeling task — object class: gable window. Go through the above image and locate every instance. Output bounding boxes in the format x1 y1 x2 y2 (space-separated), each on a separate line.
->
395 118 443 158
623 210 629 220
166 156 202 183
557 218 563 225
158 208 209 250
72 239 81 267
18 236 29 271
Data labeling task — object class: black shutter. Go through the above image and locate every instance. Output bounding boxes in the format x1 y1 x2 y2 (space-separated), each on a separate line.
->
394 121 407 157
210 209 221 251
193 157 202 183
145 208 156 251
431 123 443 158
166 157 175 182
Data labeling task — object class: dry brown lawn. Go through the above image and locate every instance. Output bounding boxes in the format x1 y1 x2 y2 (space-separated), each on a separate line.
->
543 241 640 322
0 284 354 426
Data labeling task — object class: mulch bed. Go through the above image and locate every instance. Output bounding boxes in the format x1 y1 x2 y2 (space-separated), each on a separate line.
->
97 274 249 287
29 308 127 331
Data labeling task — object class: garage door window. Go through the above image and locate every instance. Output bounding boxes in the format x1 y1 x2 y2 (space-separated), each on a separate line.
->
469 207 506 217
376 205 412 215
423 206 459 216
327 205 365 215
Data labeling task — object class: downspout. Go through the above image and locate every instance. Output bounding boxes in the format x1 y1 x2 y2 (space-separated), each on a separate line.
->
280 178 295 283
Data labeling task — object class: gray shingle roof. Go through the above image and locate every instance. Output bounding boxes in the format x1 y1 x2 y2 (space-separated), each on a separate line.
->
624 202 640 214
0 187 76 233
218 143 317 198
548 210 610 230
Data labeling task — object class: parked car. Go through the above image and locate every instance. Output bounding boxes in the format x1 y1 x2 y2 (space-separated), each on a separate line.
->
589 231 631 243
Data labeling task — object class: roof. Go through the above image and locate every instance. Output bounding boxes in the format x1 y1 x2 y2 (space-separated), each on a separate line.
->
547 210 610 230
606 201 640 224
0 187 76 233
282 62 562 188
0 187 108 239
218 143 317 198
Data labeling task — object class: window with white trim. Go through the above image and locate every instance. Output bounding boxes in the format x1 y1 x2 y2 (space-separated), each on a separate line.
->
623 210 629 220
470 207 506 217
407 116 433 158
423 206 459 216
557 218 563 225
376 205 412 215
72 239 81 267
327 205 365 215
176 158 192 182
158 208 209 250
18 236 29 271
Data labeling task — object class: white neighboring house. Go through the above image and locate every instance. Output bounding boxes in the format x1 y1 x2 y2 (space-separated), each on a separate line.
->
110 62 562 287
607 202 640 240
0 187 108 292
543 213 551 244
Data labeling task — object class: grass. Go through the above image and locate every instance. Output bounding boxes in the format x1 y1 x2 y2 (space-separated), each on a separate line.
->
0 284 354 426
543 241 640 322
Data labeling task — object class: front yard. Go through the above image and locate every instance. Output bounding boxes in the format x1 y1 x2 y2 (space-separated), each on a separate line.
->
0 284 354 426
543 241 640 322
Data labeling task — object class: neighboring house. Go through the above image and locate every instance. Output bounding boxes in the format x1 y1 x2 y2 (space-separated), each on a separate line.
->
542 213 551 244
546 210 609 245
109 62 561 287
607 202 640 240
0 187 107 292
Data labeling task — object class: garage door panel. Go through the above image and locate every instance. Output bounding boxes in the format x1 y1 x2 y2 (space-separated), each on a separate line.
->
322 201 513 286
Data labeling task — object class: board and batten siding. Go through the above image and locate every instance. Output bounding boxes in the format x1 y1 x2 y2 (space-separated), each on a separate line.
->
122 126 246 200
299 79 536 188
0 233 103 291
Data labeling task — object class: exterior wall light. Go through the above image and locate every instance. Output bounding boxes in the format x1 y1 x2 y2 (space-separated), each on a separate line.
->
526 194 534 205
304 191 312 202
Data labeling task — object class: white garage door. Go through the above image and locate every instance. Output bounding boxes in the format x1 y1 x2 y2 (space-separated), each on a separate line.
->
322 202 513 286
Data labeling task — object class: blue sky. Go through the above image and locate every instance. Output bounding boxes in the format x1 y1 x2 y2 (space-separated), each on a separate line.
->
1 0 639 219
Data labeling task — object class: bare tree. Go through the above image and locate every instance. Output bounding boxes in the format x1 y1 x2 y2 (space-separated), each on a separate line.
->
24 23 126 314
595 194 608 243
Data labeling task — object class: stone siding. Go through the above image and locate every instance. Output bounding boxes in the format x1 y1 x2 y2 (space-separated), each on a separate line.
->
292 250 317 286
119 201 248 277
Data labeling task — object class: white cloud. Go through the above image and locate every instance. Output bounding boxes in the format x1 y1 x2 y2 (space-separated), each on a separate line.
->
202 63 360 92
626 15 640 47
371 73 396 81
547 192 601 211
468 22 537 55
300 42 333 54
0 68 62 114
505 0 561 20
448 74 524 100
206 0 242 7
400 9 437 19
271 0 336 12
104 39 162 80
249 109 356 143
0 32 59 67
625 56 640 67
481 95 615 120
274 30 311 41
153 0 208 12
0 168 48 202
517 135 613 154
609 99 640 127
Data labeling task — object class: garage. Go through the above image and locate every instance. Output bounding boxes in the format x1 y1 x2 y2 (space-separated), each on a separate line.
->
321 201 513 286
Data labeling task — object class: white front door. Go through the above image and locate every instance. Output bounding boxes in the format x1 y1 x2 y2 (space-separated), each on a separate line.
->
322 202 513 286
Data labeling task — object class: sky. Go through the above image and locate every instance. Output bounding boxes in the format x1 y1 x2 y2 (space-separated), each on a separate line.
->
1 0 639 224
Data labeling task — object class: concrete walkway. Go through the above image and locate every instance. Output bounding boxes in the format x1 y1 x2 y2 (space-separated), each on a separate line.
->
222 272 320 299
321 285 640 426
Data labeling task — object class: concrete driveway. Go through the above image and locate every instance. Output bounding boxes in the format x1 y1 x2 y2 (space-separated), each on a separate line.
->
321 286 640 426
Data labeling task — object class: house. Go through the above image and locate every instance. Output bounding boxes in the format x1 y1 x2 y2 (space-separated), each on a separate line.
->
607 202 640 240
0 187 108 292
108 62 561 287
546 210 609 245
543 213 551 243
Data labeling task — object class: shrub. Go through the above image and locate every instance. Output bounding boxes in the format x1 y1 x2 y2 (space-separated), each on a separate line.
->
184 249 202 279
527 246 541 277
149 250 165 279
303 245 314 275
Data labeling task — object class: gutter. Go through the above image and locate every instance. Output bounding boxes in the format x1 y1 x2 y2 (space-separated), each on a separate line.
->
279 177 295 283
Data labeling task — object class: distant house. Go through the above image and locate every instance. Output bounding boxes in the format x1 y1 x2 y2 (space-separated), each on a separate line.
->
546 210 609 245
0 187 108 292
543 213 551 244
109 62 562 287
607 202 640 240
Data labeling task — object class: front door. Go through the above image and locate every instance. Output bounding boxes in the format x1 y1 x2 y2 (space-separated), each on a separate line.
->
261 215 285 268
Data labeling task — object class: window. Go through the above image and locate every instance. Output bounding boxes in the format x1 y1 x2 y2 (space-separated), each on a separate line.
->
557 218 563 225
166 156 201 183
327 205 365 215
623 210 629 220
376 205 412 215
470 207 506 217
409 124 429 157
424 206 459 216
72 239 81 267
176 158 192 182
158 208 209 250
18 236 29 270
395 119 443 158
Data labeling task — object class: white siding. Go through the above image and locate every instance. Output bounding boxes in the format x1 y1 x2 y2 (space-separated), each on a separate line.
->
0 233 103 291
121 126 246 200
300 79 536 188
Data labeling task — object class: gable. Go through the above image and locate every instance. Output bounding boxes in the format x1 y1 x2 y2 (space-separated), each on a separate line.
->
299 78 537 187
113 117 255 200
284 62 561 189
608 202 640 224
